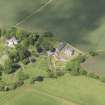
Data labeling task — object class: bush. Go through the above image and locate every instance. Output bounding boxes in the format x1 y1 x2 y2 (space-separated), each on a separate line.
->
37 47 44 53
15 80 24 87
30 57 36 63
89 51 98 56
88 72 99 79
0 85 4 91
11 63 21 70
79 69 87 75
100 76 105 83
34 76 44 82
77 55 86 63
66 60 81 76
43 32 54 37
30 78 35 84
22 58 30 65
30 76 44 84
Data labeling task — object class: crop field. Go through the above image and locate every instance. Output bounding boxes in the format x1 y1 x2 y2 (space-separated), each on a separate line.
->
1 74 105 105
0 0 105 74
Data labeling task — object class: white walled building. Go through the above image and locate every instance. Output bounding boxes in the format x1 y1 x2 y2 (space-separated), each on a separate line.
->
6 37 18 48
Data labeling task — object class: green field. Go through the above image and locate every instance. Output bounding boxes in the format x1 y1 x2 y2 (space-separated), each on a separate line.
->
1 74 105 105
0 0 105 50
0 0 105 105
0 0 105 73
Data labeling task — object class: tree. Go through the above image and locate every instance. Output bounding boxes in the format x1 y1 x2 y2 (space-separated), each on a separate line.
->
3 58 19 74
8 49 19 63
89 51 98 56
65 60 80 76
4 59 13 74
43 32 54 37
0 64 3 76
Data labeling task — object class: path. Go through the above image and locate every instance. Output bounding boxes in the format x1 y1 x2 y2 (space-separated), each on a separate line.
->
15 0 54 26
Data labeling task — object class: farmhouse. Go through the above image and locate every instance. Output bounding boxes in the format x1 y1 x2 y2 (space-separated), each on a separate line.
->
48 42 75 61
6 37 18 47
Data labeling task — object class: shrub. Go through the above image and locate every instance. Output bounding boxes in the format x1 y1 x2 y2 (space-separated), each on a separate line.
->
79 69 87 75
0 85 4 91
11 63 21 70
77 55 86 63
34 76 44 82
4 86 9 91
43 32 54 37
37 47 44 53
88 72 99 79
15 80 24 87
22 58 30 65
89 51 98 56
66 60 81 76
100 76 105 83
30 78 35 84
4 59 17 74
30 57 36 63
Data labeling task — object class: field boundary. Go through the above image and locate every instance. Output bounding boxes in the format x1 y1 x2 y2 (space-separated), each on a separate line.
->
14 0 54 27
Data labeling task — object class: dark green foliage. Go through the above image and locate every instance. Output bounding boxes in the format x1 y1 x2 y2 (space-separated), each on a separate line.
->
8 50 20 63
36 34 54 51
4 59 13 74
79 69 87 75
4 58 20 74
22 38 30 47
34 76 44 82
100 76 105 83
30 76 44 84
89 51 98 56
0 28 2 37
0 64 3 76
15 80 24 87
76 55 86 63
88 72 99 79
43 32 54 37
16 45 31 61
0 81 6 91
37 47 44 53
30 57 36 63
22 58 30 65
11 63 21 70
66 60 80 76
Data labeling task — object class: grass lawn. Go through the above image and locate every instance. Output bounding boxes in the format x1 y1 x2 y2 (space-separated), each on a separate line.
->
0 74 105 105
